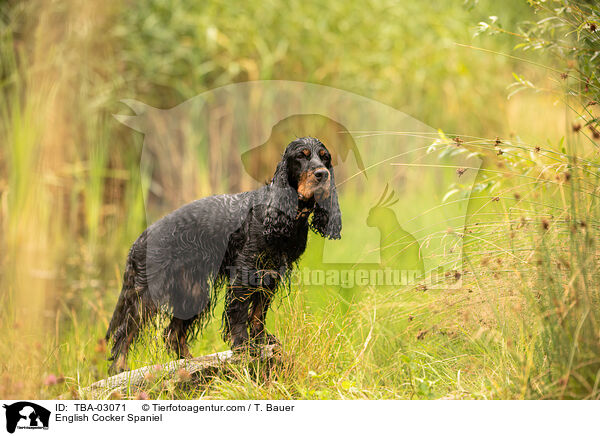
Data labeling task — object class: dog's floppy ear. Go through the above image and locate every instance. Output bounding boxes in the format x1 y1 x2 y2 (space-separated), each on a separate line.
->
311 168 342 239
263 158 298 237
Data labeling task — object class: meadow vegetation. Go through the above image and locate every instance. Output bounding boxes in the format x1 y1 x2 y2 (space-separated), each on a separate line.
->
1 0 599 399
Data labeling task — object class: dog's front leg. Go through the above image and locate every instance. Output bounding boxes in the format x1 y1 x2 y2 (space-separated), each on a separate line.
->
249 292 270 343
225 292 251 352
225 265 252 351
249 281 280 346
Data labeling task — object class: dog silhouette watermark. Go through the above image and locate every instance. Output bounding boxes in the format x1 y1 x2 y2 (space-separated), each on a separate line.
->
2 402 50 433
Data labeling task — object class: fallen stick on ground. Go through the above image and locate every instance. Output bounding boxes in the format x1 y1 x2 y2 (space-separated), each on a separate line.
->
80 344 280 399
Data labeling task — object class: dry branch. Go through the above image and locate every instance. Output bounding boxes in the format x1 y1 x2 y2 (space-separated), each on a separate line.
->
81 344 280 399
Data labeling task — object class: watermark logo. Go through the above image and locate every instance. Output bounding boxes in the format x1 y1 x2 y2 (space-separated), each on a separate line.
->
2 402 50 433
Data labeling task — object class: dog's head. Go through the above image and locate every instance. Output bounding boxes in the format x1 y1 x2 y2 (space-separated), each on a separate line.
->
284 137 334 202
265 137 342 239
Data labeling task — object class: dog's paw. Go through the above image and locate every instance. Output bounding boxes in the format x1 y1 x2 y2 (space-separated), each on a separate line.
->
231 339 252 354
108 356 129 375
265 333 281 346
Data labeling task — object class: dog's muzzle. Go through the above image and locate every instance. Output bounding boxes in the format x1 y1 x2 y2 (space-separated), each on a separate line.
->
298 167 330 201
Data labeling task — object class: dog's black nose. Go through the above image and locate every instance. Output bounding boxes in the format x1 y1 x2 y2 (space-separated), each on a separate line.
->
314 168 329 182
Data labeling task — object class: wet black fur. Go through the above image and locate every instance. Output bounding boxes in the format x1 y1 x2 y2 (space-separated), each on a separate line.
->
105 137 341 373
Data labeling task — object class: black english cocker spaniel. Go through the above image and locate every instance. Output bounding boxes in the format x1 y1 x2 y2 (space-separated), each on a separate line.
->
106 137 341 373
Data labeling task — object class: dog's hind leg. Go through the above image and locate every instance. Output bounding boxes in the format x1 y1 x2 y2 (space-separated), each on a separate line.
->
107 289 156 375
163 316 197 359
107 302 146 374
109 329 136 375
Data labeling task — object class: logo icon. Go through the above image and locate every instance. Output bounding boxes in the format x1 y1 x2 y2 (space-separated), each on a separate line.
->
2 402 50 433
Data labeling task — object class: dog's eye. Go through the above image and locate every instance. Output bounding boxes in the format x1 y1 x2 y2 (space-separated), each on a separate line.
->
298 149 311 159
319 149 329 159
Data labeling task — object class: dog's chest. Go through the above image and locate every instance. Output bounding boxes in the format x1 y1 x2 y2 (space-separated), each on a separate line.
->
224 212 308 270
261 221 308 266
253 219 308 267
272 225 308 263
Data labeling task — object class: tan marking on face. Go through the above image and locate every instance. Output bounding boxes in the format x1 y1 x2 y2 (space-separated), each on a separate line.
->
297 168 331 201
302 148 310 157
297 171 312 200
319 149 326 157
